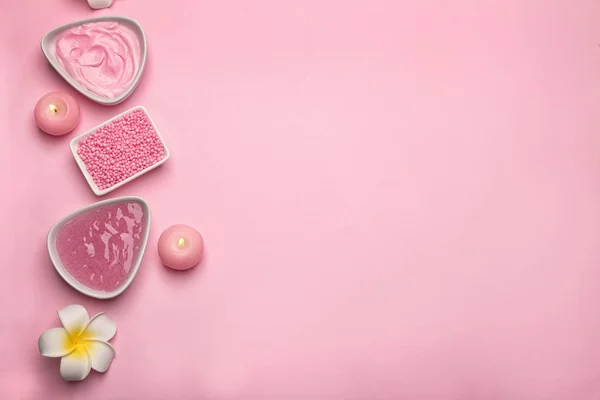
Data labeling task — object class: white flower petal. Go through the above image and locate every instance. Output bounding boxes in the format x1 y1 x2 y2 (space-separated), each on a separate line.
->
84 313 116 341
60 348 91 381
85 341 115 373
58 305 89 336
38 328 74 358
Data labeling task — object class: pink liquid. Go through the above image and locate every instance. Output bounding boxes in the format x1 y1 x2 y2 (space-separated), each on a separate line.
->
56 201 147 291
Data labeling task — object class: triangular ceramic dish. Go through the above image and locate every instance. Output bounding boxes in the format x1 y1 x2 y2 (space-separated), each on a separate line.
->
41 16 147 106
47 196 150 299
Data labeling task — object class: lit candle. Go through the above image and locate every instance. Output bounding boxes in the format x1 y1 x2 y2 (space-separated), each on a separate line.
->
34 91 80 136
158 224 204 270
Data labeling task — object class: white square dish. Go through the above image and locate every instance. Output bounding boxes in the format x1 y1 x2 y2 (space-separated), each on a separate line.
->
70 106 171 196
41 16 147 106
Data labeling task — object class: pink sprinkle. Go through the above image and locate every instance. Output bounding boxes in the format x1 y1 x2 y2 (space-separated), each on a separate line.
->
77 109 166 191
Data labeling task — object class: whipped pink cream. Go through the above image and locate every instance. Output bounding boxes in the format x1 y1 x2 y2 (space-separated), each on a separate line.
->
55 21 140 99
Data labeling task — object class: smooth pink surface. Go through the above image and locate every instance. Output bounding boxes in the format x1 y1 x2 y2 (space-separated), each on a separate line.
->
56 200 147 291
34 91 80 136
158 224 204 270
2 1 600 399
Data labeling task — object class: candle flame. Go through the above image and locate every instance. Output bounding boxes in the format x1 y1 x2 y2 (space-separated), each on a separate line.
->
48 104 59 114
177 238 185 248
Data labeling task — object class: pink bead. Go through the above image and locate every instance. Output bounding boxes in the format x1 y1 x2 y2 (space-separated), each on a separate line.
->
76 109 166 191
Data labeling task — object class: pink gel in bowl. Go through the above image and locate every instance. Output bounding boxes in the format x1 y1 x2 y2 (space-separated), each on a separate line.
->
56 200 148 291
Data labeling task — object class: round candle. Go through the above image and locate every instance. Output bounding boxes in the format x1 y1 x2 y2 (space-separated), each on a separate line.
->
34 91 80 136
158 224 204 270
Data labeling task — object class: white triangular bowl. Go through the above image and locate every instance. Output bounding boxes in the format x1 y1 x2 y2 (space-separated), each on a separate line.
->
41 16 147 106
47 196 151 299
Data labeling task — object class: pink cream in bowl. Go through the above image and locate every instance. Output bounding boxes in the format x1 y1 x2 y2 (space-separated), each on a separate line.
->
55 21 141 99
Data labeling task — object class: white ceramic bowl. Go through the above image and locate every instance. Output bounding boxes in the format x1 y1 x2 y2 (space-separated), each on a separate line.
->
47 196 151 299
41 16 147 106
70 105 171 196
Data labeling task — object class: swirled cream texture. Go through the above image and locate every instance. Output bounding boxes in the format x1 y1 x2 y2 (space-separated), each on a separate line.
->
55 22 141 99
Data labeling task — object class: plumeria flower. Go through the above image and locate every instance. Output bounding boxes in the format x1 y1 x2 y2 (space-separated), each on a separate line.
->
38 305 116 381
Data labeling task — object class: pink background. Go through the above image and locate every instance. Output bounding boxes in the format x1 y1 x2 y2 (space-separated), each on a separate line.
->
2 0 600 398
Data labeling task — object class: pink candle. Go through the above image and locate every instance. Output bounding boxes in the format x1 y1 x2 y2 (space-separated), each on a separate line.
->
158 224 204 270
34 91 80 136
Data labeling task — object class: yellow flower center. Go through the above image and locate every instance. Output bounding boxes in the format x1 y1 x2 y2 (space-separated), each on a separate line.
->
62 325 94 357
